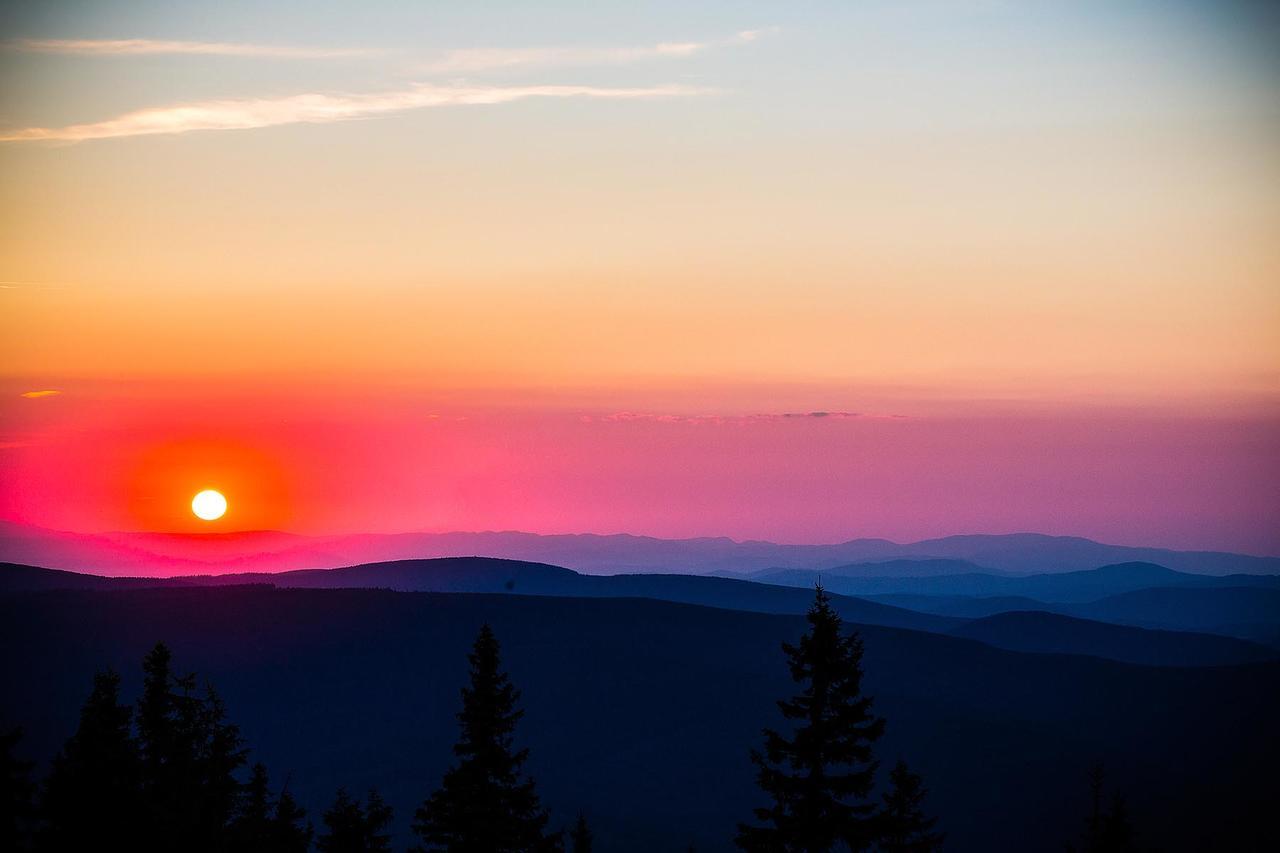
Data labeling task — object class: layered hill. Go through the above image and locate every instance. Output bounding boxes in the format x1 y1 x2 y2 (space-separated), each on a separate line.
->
2 585 1276 852
753 562 1280 602
5 559 1276 666
948 610 1277 666
1 558 957 635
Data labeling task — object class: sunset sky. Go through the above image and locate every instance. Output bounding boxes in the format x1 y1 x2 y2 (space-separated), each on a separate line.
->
2 1 1278 552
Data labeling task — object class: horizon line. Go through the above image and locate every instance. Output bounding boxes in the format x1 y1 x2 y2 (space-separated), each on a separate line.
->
3 519 1278 560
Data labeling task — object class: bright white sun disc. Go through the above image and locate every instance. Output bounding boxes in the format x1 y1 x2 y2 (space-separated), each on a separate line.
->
191 489 227 521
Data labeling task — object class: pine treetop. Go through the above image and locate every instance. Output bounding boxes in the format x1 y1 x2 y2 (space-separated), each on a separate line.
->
737 586 887 853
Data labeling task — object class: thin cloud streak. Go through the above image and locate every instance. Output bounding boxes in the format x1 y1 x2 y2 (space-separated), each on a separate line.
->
581 411 907 426
0 83 711 143
7 38 378 59
419 29 772 73
424 42 704 73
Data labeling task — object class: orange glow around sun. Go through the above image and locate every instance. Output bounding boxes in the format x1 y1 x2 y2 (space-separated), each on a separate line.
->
117 436 293 533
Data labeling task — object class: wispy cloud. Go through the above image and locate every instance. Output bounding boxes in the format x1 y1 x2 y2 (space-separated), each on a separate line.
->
20 390 62 399
7 38 378 59
419 29 773 74
0 83 710 143
581 411 906 426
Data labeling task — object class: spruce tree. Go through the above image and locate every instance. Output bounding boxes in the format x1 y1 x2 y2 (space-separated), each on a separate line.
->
37 670 141 850
136 642 247 851
319 788 395 853
231 763 276 848
1099 794 1134 853
1071 765 1135 853
878 760 943 853
229 762 313 852
413 624 561 852
737 586 886 853
570 813 593 853
272 782 314 853
1 728 35 852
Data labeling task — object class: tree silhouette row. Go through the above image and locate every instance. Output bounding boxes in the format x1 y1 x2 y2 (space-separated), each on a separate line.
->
3 586 975 851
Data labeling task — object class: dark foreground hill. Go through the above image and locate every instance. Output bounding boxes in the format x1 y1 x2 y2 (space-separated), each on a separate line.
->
2 586 1277 851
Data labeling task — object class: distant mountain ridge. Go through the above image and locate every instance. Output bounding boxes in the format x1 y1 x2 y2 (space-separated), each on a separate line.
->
0 557 958 635
948 610 1277 667
753 562 1280 602
2 520 1277 577
5 558 1276 666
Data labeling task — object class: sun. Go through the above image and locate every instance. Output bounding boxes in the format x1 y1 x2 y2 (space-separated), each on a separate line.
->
191 489 228 521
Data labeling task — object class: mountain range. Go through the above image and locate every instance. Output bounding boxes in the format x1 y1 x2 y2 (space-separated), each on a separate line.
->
6 557 1278 665
3 521 1278 577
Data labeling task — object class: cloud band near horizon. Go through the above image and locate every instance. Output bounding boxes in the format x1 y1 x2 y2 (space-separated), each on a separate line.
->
0 83 711 143
7 38 379 59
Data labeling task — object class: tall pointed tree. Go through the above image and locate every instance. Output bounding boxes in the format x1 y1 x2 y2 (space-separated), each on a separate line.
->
37 670 141 850
136 642 247 851
318 788 395 853
737 586 886 853
569 813 593 853
1 728 35 853
413 624 562 853
229 763 312 852
878 760 943 853
1070 764 1136 853
272 781 314 853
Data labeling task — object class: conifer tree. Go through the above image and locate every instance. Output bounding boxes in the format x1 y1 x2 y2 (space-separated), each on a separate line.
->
228 762 311 852
272 782 314 853
878 760 943 853
37 670 141 850
1071 765 1135 853
231 762 276 848
413 624 562 853
319 788 395 853
1 728 35 853
737 586 886 853
570 813 593 853
136 642 247 851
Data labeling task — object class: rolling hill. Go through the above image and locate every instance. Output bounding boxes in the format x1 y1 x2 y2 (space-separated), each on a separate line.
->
753 562 1280 602
2 585 1276 851
0 558 959 635
948 610 1278 666
6 559 1275 665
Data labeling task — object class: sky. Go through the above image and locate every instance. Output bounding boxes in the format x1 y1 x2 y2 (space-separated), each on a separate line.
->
1 0 1278 553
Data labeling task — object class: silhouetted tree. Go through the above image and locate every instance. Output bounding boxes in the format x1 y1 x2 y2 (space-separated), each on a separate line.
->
1 728 35 852
136 642 247 851
878 760 943 852
570 813 593 853
1070 764 1135 853
737 585 886 852
231 763 275 848
318 788 395 853
229 763 313 852
273 782 314 852
37 670 141 850
413 624 562 852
